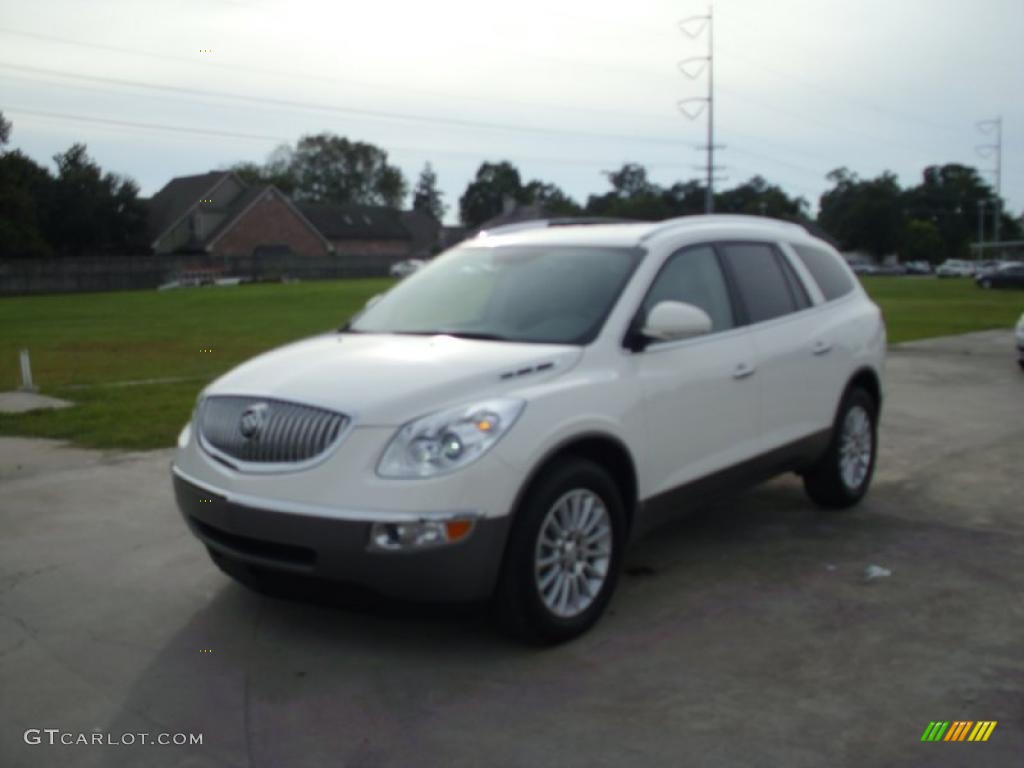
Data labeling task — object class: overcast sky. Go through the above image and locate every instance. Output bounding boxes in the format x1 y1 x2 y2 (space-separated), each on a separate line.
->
1 0 1021 224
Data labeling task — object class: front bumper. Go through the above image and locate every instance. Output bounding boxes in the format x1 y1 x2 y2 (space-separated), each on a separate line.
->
173 472 511 602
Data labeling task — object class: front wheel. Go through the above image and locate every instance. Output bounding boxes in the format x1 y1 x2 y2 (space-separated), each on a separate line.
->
803 388 878 509
494 458 626 644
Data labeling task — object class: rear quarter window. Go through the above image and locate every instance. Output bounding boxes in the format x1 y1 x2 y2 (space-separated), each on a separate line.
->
791 243 855 301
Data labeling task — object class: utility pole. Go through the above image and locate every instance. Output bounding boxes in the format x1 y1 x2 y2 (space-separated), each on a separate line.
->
679 5 724 213
976 117 1002 243
976 199 986 258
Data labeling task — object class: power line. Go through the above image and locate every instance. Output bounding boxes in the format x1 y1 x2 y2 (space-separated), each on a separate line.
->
8 104 827 206
716 43 966 137
2 104 698 172
0 61 690 148
0 26 684 128
4 22 1013 211
5 106 288 143
0 24 961 177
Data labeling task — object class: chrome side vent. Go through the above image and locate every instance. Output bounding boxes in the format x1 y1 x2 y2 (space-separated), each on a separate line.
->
499 361 556 381
198 396 348 470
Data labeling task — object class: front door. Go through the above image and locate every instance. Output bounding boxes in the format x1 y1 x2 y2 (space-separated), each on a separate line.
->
630 244 761 519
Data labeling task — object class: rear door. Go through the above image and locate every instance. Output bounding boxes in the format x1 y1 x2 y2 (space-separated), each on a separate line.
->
718 241 826 451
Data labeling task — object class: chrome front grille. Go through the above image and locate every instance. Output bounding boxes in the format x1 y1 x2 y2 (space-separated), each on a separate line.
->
198 396 348 469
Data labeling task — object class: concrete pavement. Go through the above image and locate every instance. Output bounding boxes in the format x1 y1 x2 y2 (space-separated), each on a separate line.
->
1 330 1022 767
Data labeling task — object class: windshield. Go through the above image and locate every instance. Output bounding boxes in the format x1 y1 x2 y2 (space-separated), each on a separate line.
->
348 244 643 344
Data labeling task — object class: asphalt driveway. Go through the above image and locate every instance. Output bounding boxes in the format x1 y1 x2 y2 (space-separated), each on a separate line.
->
1 330 1022 767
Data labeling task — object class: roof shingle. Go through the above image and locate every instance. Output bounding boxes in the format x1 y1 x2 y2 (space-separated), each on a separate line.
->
297 203 410 241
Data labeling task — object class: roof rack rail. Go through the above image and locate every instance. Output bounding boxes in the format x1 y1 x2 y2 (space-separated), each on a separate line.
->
639 214 809 242
478 217 646 237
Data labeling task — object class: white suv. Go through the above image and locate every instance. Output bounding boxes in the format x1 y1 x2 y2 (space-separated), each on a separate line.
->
172 215 886 643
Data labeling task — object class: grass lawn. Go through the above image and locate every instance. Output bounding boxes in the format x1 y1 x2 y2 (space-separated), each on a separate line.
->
0 279 392 450
860 276 1023 344
0 275 1020 450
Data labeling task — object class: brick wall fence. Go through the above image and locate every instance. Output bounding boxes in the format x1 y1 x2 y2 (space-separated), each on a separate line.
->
0 251 401 296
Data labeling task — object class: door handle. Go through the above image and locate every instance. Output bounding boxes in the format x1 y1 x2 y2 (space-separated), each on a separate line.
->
732 362 756 379
812 340 832 356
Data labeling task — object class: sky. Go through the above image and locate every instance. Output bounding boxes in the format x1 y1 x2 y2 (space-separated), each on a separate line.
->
1 0 1021 225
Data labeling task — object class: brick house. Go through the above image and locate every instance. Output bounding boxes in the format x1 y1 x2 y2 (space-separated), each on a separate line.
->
297 203 411 263
147 171 330 257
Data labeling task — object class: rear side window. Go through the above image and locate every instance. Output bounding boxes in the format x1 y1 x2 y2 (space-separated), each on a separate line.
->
791 243 855 301
777 254 811 310
720 243 797 323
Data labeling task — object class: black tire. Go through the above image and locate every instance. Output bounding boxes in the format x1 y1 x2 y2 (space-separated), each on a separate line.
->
803 388 878 509
494 457 626 644
981 279 992 289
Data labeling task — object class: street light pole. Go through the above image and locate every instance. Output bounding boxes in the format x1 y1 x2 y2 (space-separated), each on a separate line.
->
976 199 986 260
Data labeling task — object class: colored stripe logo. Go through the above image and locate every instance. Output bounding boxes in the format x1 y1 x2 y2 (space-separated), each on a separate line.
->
921 721 997 742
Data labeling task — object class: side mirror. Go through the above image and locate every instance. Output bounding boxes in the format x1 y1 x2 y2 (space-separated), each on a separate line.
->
641 301 712 342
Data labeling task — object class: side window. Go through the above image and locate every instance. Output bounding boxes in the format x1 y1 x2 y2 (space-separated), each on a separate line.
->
641 245 735 333
791 243 855 301
720 242 798 323
777 252 811 310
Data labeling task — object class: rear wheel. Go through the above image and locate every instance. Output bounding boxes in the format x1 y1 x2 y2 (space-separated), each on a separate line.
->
495 458 625 644
803 388 878 509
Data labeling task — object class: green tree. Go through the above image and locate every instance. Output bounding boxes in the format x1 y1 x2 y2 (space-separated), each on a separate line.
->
412 162 446 222
586 163 675 220
45 144 147 255
715 175 807 219
288 134 406 207
818 168 904 258
522 180 582 216
902 163 1018 260
230 144 298 196
900 219 945 264
0 149 52 258
0 111 10 146
459 161 527 227
662 179 707 216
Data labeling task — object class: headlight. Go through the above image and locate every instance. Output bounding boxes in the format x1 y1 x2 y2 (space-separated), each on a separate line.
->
377 398 525 478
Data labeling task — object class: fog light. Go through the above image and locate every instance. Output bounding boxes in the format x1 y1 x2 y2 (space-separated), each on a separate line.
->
369 519 475 552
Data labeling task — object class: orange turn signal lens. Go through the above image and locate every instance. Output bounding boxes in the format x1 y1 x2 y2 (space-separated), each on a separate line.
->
445 520 474 541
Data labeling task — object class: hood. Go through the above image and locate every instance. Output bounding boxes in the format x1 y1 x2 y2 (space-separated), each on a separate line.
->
204 332 582 426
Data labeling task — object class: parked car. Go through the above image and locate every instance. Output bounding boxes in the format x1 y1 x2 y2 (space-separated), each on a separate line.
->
1016 312 1024 370
974 259 1012 276
389 258 426 278
976 263 1024 290
903 261 932 275
872 264 907 276
849 262 877 275
172 215 886 643
936 259 975 278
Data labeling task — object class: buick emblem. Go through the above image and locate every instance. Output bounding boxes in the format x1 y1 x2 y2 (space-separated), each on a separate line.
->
238 403 268 440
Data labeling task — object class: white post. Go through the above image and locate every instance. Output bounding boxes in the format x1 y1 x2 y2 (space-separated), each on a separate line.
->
18 349 37 392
